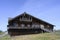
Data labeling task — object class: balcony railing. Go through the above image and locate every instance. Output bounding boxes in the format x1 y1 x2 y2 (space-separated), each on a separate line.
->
7 26 52 32
7 26 40 29
20 18 32 22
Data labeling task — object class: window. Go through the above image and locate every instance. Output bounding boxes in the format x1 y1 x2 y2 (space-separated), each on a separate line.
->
13 22 18 27
32 23 37 27
21 24 25 27
40 24 44 28
35 24 40 28
47 25 50 28
27 24 30 27
32 24 40 28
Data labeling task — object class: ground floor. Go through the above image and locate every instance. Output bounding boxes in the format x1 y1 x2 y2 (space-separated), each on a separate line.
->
8 29 46 36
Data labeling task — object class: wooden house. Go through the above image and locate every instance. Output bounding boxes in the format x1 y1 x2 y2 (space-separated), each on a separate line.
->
7 12 54 36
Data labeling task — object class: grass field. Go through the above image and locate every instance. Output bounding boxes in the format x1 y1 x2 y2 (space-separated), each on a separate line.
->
0 32 4 35
0 31 60 40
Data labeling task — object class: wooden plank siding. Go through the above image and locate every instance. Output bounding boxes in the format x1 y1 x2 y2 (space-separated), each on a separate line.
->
7 12 54 36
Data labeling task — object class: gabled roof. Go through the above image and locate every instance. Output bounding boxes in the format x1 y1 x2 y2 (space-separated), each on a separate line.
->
9 12 54 26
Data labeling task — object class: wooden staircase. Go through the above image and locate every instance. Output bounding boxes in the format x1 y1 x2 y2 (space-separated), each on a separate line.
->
40 27 52 32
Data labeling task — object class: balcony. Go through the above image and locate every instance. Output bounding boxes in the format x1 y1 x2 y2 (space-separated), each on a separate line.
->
20 17 32 22
7 26 52 32
7 26 40 29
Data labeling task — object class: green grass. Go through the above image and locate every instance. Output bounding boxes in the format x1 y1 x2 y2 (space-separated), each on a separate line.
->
0 35 11 40
0 31 60 40
0 32 4 35
12 33 60 40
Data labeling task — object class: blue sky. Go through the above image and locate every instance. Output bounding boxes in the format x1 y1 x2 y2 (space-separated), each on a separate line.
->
0 0 60 31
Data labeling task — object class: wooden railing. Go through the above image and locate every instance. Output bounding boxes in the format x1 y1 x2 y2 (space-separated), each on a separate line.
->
20 18 32 22
7 26 52 32
7 26 40 29
40 27 52 32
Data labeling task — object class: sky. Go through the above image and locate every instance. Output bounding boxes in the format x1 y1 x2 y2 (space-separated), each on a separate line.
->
0 0 60 31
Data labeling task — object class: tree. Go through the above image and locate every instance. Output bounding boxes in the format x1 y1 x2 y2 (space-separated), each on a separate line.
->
0 30 2 33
